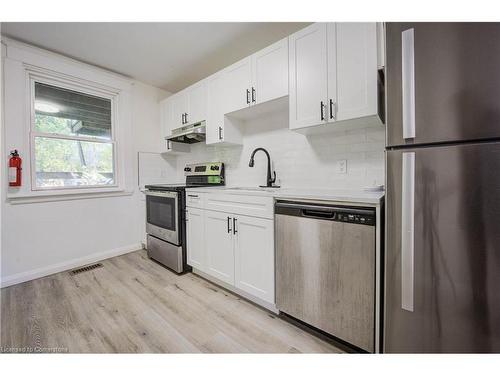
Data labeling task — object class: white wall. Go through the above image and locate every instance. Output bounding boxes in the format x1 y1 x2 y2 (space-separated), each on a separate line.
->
1 76 168 286
170 110 385 189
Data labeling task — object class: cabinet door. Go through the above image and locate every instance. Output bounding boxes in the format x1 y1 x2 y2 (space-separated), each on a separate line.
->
222 57 252 114
171 91 188 129
234 215 275 303
206 72 225 145
186 208 205 271
334 22 377 122
186 80 207 125
251 38 288 105
289 23 328 129
159 96 174 138
205 210 235 285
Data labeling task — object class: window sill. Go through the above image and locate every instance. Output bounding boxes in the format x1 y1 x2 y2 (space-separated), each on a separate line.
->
7 188 134 204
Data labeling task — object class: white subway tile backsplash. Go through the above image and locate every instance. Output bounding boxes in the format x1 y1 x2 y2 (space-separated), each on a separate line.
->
171 112 385 189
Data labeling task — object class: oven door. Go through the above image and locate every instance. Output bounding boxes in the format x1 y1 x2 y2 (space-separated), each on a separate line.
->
145 190 180 245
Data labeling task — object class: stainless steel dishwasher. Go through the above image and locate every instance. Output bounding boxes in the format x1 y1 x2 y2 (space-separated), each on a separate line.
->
275 200 376 352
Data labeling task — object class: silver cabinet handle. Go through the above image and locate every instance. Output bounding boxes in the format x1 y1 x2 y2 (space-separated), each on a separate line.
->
218 126 223 140
402 28 415 139
401 152 415 312
251 87 256 103
233 217 237 234
320 101 325 121
227 216 232 233
246 89 250 104
166 140 171 150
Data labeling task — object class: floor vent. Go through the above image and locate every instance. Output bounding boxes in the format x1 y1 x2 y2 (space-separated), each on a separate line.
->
70 263 103 275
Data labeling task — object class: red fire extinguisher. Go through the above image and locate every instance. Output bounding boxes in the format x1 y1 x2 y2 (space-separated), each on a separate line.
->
9 150 22 187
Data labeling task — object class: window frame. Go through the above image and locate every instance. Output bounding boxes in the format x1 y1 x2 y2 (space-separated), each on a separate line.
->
28 73 120 192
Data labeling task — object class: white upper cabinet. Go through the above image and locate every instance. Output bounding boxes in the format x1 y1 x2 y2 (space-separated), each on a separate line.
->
206 72 226 145
159 96 190 154
289 22 380 131
171 90 188 129
166 80 208 132
221 57 252 114
251 37 289 105
289 23 329 130
160 96 174 138
334 22 377 122
185 80 207 125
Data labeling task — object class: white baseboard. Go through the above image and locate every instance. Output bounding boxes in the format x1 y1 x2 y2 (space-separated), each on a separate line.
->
0 243 142 288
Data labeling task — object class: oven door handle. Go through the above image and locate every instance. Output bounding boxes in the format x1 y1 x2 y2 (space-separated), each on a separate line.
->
145 191 178 198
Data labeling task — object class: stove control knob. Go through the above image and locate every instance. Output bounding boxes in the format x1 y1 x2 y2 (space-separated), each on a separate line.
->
184 167 191 172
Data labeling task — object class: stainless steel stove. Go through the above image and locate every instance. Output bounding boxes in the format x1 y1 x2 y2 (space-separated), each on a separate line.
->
144 162 224 273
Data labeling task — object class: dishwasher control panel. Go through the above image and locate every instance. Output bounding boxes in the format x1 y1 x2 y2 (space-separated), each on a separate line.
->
275 200 376 226
336 211 375 225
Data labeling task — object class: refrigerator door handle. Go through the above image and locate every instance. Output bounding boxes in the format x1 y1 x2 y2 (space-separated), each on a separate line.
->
401 152 415 312
402 28 416 139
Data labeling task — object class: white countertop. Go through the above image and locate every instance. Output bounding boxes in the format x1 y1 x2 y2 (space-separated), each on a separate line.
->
186 186 384 205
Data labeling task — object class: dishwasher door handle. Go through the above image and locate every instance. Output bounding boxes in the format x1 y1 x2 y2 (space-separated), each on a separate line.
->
302 209 335 219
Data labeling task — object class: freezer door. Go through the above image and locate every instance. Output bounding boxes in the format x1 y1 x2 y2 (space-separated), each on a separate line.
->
385 142 500 352
386 23 500 147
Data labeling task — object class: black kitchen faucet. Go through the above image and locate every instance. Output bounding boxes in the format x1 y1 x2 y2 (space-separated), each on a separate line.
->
248 147 279 188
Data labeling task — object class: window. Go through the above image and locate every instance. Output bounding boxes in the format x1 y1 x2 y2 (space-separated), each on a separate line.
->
31 81 116 189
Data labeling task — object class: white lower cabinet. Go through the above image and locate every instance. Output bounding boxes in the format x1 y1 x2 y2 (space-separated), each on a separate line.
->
234 215 275 304
204 210 235 285
186 193 275 307
186 208 205 271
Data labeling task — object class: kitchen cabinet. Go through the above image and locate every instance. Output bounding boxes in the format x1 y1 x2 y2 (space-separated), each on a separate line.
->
185 80 207 125
206 72 225 145
289 23 329 129
206 72 243 145
205 40 288 145
171 90 188 129
289 22 380 131
169 81 208 129
160 96 189 154
185 190 275 307
251 37 289 105
234 215 275 303
186 207 205 271
221 38 289 112
160 96 174 138
205 210 235 285
334 22 377 122
222 57 252 114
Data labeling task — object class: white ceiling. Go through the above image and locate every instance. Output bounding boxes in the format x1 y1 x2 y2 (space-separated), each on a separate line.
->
1 22 310 93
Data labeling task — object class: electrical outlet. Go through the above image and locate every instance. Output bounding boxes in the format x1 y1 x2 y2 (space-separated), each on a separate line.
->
335 159 347 174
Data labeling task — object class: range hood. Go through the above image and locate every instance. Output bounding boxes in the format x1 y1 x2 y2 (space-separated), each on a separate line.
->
166 121 206 144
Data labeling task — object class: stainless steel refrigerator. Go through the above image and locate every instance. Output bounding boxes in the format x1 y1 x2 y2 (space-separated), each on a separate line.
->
384 23 500 353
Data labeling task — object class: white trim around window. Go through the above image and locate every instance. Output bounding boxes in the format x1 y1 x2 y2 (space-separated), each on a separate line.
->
28 73 120 191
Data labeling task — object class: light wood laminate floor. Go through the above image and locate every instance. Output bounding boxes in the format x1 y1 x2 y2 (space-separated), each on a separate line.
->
1 250 342 353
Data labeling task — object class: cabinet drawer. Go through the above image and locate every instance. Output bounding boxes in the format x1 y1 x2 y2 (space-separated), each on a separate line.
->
205 193 274 219
186 192 205 208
